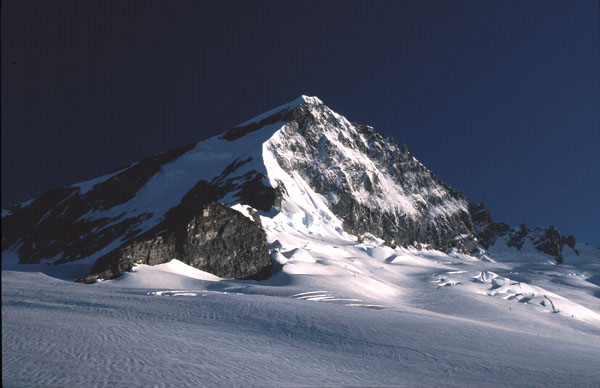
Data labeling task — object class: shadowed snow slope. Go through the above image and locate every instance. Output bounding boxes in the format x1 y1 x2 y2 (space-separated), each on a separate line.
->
3 253 600 388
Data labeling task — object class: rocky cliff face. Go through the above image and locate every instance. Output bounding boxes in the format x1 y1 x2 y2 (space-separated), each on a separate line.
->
1 95 580 281
469 202 577 262
81 202 270 283
260 98 478 252
1 143 195 266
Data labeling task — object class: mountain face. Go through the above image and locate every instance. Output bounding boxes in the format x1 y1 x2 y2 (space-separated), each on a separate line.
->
469 202 577 262
1 96 580 282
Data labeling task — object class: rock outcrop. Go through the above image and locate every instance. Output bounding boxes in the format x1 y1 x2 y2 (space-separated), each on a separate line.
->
1 142 196 266
80 202 271 283
262 98 479 253
468 202 577 262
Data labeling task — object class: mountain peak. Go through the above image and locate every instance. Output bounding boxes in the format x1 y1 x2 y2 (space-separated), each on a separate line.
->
234 95 323 129
222 95 325 141
299 95 324 105
3 95 588 285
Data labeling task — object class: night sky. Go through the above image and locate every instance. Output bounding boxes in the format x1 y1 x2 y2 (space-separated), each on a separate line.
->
2 1 599 245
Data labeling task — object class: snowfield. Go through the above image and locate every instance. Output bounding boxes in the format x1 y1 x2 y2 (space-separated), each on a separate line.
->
3 236 600 387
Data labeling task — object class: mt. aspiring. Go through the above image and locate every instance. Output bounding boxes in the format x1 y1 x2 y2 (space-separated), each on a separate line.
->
1 96 588 283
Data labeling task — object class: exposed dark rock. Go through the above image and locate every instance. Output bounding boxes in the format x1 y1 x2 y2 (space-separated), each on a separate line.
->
1 183 154 266
86 143 196 210
79 203 271 283
534 226 562 257
1 143 195 265
213 158 253 182
77 168 278 283
177 203 271 280
220 106 296 141
235 173 277 212
469 202 577 263
468 202 510 249
2 187 78 252
265 101 479 253
562 235 576 250
507 224 528 250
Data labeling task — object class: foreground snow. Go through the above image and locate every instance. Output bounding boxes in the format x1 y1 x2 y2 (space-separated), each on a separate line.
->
3 241 600 387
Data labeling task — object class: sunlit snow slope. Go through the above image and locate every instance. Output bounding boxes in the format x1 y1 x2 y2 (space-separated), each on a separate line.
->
3 240 600 387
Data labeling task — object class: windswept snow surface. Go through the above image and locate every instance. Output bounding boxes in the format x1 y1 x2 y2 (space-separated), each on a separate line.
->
3 245 600 388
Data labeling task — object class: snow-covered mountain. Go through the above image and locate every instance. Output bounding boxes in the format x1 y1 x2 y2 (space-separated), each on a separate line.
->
3 96 600 387
1 96 586 282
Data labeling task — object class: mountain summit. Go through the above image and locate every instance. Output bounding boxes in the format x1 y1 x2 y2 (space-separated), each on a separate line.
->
1 96 581 282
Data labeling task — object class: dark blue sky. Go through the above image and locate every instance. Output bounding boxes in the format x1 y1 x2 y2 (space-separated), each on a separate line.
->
2 1 599 245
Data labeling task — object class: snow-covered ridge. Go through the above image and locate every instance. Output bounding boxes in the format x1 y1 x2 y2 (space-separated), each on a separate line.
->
234 95 322 128
1 95 591 283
